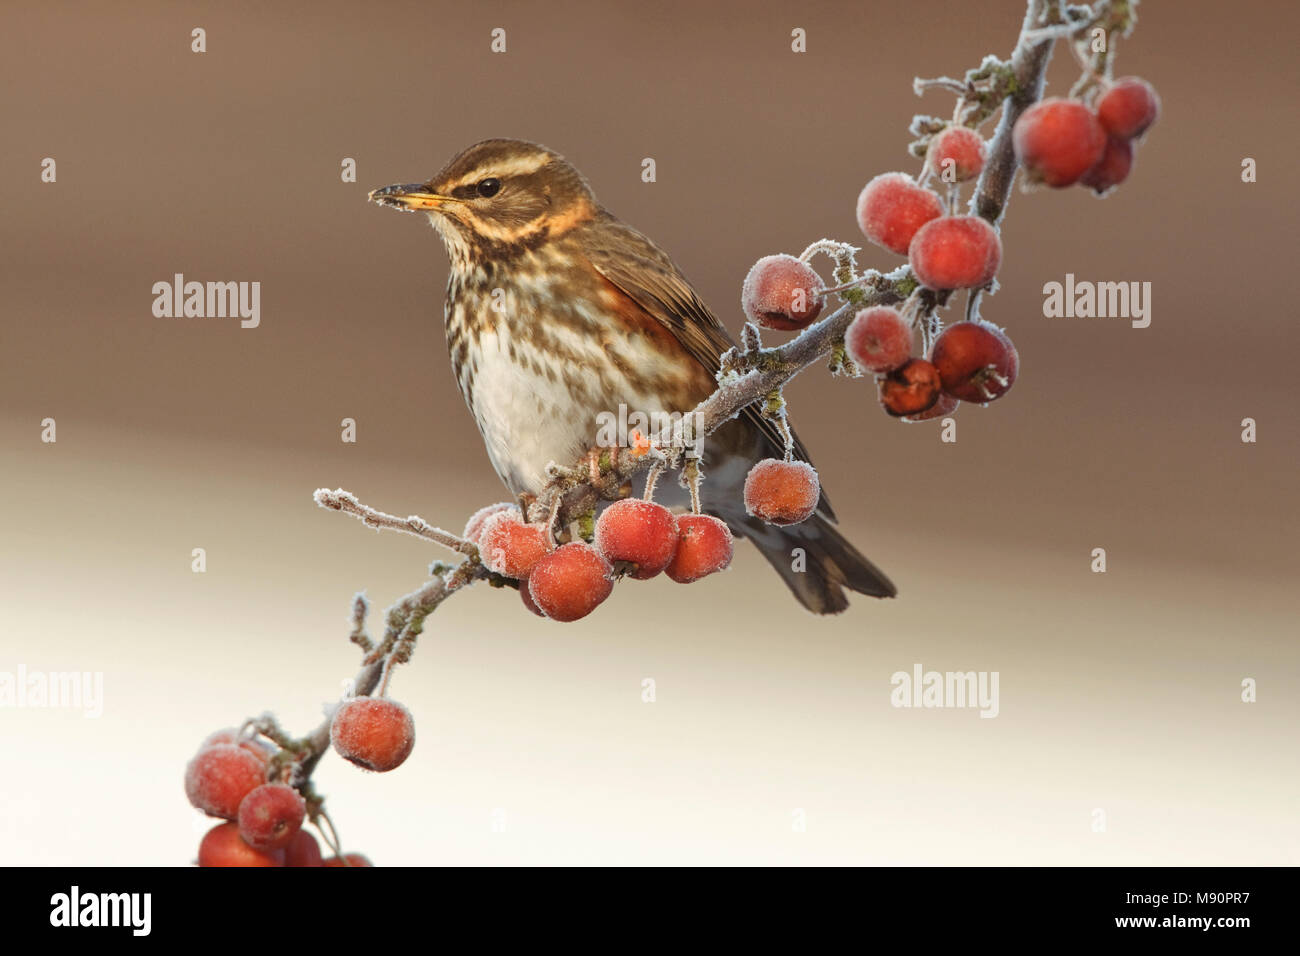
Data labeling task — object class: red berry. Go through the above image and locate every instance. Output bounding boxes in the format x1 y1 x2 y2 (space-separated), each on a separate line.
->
930 321 1019 403
519 578 546 617
237 783 306 851
908 216 1002 290
1096 77 1159 141
743 459 819 526
479 510 552 579
856 172 945 256
199 728 274 764
330 697 415 773
185 743 267 820
927 127 986 183
845 306 912 373
198 822 285 867
285 829 323 867
527 543 615 622
463 502 516 547
901 391 959 423
1080 137 1133 195
879 358 942 417
665 514 734 583
323 853 374 867
741 254 824 331
1012 98 1107 187
594 498 679 579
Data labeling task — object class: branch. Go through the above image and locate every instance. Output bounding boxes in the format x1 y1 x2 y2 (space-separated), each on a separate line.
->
295 570 474 782
290 0 1063 797
313 488 477 556
968 0 1058 224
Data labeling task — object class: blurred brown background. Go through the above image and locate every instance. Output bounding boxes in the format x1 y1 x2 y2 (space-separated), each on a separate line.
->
2 0 1296 865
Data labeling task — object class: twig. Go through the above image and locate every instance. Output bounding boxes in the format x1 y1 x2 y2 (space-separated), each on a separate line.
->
313 488 476 556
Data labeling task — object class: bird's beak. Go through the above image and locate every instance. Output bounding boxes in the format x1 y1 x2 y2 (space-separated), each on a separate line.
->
367 183 465 212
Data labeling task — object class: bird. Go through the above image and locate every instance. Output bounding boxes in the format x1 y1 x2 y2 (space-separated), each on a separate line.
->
369 138 895 613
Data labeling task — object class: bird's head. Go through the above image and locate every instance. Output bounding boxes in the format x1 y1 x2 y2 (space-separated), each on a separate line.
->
369 139 598 263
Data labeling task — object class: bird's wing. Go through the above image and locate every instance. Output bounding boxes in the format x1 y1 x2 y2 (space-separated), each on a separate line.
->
581 211 836 521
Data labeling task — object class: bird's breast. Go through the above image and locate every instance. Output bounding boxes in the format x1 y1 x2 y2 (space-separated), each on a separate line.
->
443 246 712 495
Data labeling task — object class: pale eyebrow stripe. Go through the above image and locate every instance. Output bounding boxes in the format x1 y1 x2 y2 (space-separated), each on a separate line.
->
444 153 551 190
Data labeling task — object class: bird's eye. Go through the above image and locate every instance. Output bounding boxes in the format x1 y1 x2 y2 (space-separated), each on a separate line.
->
476 178 501 198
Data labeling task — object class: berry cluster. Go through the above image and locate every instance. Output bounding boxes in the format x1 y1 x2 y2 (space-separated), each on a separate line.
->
734 69 1157 428
184 727 373 866
465 497 734 623
1013 77 1159 195
741 135 1013 425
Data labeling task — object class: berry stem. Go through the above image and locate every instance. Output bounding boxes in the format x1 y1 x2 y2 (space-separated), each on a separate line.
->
545 494 563 548
315 806 344 858
376 658 395 698
642 457 666 501
683 458 703 514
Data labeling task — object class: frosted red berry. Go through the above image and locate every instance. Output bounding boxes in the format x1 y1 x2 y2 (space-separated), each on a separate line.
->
463 502 516 547
527 543 615 622
330 696 415 773
901 391 958 423
845 306 912 373
930 321 1019 403
743 459 819 526
741 254 824 331
237 783 306 851
595 498 680 579
1012 98 1107 187
199 728 274 764
198 822 285 867
879 358 942 417
856 172 945 256
479 510 552 579
285 829 323 867
1096 77 1160 141
927 127 987 183
665 514 734 583
908 216 1002 290
1080 136 1134 195
185 743 267 820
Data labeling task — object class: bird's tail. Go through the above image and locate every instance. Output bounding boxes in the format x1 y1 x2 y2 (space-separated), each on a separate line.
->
728 511 897 615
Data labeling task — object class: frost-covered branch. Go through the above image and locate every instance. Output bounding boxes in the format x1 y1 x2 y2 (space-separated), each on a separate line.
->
318 0 1060 711
190 0 1094 863
322 0 1058 779
313 488 476 556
